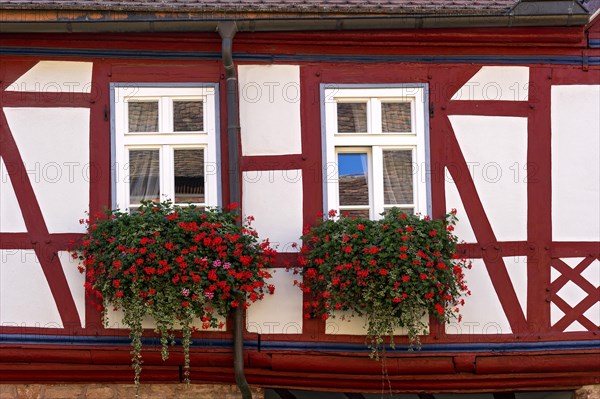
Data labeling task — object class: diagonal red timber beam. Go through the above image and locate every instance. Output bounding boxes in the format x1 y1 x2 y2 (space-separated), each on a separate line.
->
445 123 527 332
0 108 81 328
551 294 599 332
550 257 597 296
428 65 482 220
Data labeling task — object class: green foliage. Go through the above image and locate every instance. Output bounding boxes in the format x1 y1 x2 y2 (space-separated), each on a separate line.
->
297 208 470 357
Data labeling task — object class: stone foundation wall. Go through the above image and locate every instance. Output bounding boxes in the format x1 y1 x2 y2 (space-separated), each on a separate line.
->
0 384 264 399
574 386 600 399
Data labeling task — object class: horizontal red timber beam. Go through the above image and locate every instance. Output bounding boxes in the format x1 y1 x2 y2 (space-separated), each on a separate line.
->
476 353 600 374
235 27 587 47
270 252 298 268
550 67 600 84
0 233 84 249
0 27 586 52
270 354 454 375
0 91 93 108
92 350 234 368
0 347 234 368
110 63 221 83
241 155 304 172
445 101 531 117
457 242 530 259
0 33 222 52
1 366 596 391
190 368 597 392
551 242 600 258
3 345 598 370
2 346 600 390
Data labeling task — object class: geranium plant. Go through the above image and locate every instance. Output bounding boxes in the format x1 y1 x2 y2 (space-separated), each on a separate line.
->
297 208 469 357
72 201 275 390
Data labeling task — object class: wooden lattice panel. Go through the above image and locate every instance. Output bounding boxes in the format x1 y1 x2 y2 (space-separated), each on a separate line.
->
550 257 600 332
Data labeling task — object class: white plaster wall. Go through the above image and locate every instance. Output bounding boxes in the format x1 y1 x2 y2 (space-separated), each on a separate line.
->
551 85 600 241
449 115 528 242
581 259 600 290
451 66 529 101
246 268 303 334
58 251 86 327
326 310 429 336
444 173 477 243
4 108 90 233
504 256 528 317
446 259 512 335
0 250 63 328
6 61 93 93
238 65 302 156
584 302 599 330
242 169 303 250
0 157 27 232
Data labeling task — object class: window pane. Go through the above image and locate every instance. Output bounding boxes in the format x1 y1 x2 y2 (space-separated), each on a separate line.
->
174 149 205 204
129 150 160 204
383 150 413 205
337 103 367 133
338 153 369 206
128 102 158 132
173 101 204 132
382 102 411 132
340 209 370 218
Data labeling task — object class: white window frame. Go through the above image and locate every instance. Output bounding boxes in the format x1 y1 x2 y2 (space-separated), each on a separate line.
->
112 84 220 211
322 85 430 219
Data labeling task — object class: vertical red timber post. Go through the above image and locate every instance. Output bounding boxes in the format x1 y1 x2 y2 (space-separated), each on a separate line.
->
526 67 552 334
300 65 327 340
87 61 112 330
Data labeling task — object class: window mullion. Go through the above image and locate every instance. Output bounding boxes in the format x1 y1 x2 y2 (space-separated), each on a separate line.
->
120 147 129 210
370 98 382 135
161 146 172 203
371 146 384 219
160 97 171 133
366 147 374 220
413 146 427 214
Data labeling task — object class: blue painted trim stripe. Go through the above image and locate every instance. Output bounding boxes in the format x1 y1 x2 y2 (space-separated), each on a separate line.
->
0 334 233 349
1 47 599 66
1 334 598 354
256 339 600 353
590 38 600 48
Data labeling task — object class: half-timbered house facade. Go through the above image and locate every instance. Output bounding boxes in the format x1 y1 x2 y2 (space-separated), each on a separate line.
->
0 0 599 397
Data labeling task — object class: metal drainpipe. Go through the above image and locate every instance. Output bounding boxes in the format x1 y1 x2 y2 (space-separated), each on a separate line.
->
217 21 252 399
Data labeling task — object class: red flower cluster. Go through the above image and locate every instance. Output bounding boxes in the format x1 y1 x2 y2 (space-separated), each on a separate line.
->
296 207 470 350
74 201 276 329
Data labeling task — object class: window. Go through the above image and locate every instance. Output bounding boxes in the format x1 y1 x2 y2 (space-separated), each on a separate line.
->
322 85 429 218
113 85 219 212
